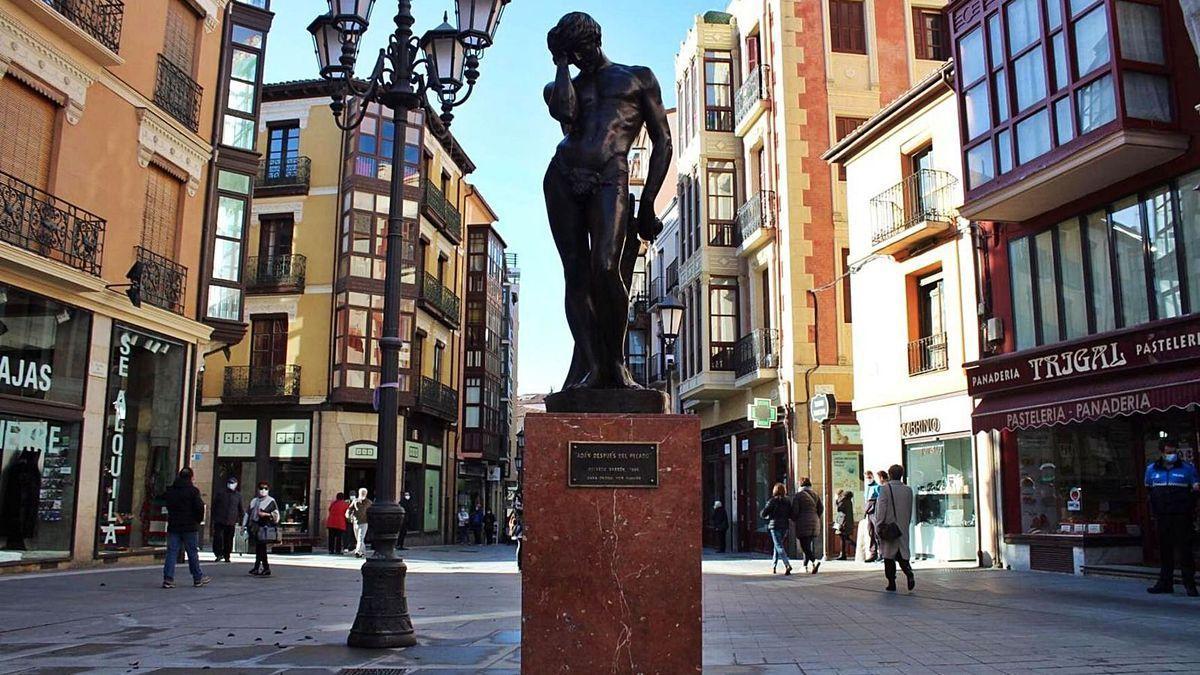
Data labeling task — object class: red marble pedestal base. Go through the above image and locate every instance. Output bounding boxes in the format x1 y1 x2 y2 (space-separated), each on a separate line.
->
521 413 702 675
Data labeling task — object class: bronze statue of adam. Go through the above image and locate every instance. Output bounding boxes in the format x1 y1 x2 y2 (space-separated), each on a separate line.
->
542 12 672 406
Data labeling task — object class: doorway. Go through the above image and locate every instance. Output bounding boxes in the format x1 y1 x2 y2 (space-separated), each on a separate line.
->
250 315 288 394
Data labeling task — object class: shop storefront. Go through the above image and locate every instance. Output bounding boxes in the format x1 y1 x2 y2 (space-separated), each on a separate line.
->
970 314 1200 574
0 284 90 565
700 419 787 555
213 416 313 542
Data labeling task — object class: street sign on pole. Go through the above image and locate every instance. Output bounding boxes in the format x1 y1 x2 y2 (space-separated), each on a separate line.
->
746 398 778 429
809 393 835 424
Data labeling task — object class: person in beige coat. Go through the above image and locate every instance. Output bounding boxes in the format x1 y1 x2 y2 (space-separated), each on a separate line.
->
871 463 915 592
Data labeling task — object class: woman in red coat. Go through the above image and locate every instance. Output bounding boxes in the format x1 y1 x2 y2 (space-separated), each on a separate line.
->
326 492 349 555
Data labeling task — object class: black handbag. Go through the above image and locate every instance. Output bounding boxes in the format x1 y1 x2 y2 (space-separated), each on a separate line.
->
877 484 903 542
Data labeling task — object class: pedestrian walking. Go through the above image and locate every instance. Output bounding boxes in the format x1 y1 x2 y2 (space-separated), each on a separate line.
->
1145 437 1199 597
864 469 885 562
470 505 484 545
399 491 416 550
512 510 525 572
710 500 729 553
506 510 519 545
245 481 280 577
760 482 793 575
327 492 349 555
834 489 856 560
871 464 914 592
456 506 470 544
790 477 823 574
349 488 372 558
210 475 242 563
162 467 210 589
484 508 497 545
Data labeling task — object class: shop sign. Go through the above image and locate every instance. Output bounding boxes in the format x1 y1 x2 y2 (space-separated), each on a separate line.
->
831 424 862 445
0 285 91 407
1067 487 1082 512
218 420 257 458
0 356 52 393
404 441 423 463
100 330 133 546
747 398 778 429
426 445 444 466
966 315 1200 396
348 442 378 461
270 419 310 458
810 393 835 423
900 418 941 438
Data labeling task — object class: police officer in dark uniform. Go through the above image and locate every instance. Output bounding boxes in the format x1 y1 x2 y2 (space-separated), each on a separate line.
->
1145 437 1199 596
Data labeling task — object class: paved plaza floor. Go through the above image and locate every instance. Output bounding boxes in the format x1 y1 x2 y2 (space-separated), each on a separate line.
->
0 546 1197 674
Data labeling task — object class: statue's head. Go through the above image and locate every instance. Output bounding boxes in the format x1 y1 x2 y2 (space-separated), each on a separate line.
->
548 12 604 72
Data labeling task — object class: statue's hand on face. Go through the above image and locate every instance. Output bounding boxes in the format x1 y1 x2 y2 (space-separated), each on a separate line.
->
636 209 664 242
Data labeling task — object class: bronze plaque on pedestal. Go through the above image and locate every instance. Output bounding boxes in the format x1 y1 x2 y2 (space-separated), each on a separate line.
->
568 442 659 488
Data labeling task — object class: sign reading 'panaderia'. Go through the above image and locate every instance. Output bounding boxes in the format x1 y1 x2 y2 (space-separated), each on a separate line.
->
966 316 1200 395
568 442 659 488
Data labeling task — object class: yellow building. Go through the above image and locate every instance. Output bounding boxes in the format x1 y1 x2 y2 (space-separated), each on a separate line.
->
0 0 274 572
194 78 478 548
667 1 950 554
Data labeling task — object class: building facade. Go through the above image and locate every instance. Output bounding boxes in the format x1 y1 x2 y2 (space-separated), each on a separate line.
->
670 0 950 553
826 64 1001 566
0 0 271 572
195 80 477 548
946 0 1200 573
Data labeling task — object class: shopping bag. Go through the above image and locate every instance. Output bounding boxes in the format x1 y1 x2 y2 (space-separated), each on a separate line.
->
233 525 249 555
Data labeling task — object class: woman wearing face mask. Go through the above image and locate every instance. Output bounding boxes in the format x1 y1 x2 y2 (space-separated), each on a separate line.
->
244 482 279 576
211 475 242 563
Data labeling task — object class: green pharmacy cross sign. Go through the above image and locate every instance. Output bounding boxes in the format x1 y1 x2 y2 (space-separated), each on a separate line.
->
747 398 778 429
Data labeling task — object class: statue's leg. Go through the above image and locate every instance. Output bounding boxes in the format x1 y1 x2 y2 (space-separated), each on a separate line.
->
544 165 600 389
587 182 636 388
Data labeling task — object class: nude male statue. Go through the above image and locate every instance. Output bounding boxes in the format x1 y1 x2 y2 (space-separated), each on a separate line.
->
542 12 673 394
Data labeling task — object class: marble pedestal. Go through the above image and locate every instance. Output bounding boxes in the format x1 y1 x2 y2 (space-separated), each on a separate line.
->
521 413 702 675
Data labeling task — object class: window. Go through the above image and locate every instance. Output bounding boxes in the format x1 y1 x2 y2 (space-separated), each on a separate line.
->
250 315 288 371
163 0 197 73
834 117 868 180
703 51 733 132
746 34 761 74
333 291 390 391
266 124 300 179
709 278 738 371
830 0 867 54
433 342 445 383
0 78 56 190
350 106 422 185
142 165 182 258
222 26 264 151
207 171 251 321
1009 238 1036 350
841 249 852 323
706 160 736 246
913 8 950 60
1111 198 1149 327
911 271 947 374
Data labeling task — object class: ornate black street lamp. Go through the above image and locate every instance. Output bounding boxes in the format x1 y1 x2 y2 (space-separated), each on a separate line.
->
308 0 508 649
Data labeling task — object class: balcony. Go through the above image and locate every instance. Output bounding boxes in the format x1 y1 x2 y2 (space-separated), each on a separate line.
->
870 169 958 259
708 221 739 248
254 156 310 197
422 180 462 243
246 254 306 294
223 365 301 403
415 376 458 423
135 246 186 314
154 55 202 133
627 290 649 326
665 260 679 293
626 359 650 388
733 328 781 386
678 367 737 403
21 0 123 64
0 169 104 276
418 271 461 328
908 332 948 376
736 190 775 255
733 66 767 133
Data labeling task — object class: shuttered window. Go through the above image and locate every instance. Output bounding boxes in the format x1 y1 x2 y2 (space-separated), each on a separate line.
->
142 165 182 257
0 78 57 190
163 0 198 71
830 0 867 54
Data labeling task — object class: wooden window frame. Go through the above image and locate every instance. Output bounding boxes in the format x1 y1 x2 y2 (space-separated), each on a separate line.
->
703 50 734 132
830 0 867 55
834 116 868 180
912 7 950 61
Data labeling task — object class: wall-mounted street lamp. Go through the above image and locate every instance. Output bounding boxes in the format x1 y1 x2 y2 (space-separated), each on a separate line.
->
308 0 509 650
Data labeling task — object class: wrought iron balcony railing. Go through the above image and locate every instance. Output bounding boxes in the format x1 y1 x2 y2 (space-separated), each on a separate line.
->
0 169 105 275
626 358 650 387
419 271 461 327
733 328 781 378
246 254 306 292
223 365 301 401
422 179 463 242
135 245 186 314
908 332 949 376
44 0 124 53
710 343 736 371
416 376 458 423
628 290 649 323
734 66 765 128
870 169 958 245
737 190 775 243
666 260 679 291
154 54 202 133
255 156 311 192
708 221 739 247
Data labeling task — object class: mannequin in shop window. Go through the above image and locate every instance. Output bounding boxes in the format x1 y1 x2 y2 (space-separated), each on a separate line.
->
2 448 42 550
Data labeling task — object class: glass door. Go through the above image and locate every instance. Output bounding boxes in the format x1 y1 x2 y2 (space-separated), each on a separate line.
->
905 437 977 561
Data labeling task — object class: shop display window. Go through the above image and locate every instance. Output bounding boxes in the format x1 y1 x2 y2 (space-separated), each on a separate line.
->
906 438 977 561
1016 420 1138 536
98 325 185 554
0 284 91 407
0 415 80 563
269 419 310 535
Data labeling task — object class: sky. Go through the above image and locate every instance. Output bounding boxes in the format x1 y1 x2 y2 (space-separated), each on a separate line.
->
265 0 717 394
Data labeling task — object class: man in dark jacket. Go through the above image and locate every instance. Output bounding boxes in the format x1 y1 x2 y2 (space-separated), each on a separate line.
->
791 477 824 574
711 501 729 553
399 491 416 551
162 467 210 589
210 476 242 562
1145 438 1199 596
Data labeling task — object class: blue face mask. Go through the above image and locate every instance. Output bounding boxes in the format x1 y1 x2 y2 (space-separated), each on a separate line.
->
1164 453 1178 464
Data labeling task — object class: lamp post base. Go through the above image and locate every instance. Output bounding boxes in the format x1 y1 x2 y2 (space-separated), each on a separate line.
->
347 502 417 648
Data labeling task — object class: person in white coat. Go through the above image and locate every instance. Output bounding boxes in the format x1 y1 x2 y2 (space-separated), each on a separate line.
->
870 463 915 592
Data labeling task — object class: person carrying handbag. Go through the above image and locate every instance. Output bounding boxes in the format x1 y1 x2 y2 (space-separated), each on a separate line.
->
244 481 280 577
870 464 914 592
